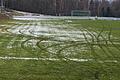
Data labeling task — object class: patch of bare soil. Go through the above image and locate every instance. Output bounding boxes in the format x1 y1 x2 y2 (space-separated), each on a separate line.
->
0 13 10 19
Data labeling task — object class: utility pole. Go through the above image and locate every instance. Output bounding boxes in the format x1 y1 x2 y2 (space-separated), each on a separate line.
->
97 0 101 16
0 0 4 13
88 0 91 16
88 0 91 10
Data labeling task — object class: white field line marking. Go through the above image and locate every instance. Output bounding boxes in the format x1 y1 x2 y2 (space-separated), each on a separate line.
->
0 56 118 63
0 56 91 62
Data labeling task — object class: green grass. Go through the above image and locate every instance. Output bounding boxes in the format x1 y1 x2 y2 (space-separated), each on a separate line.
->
69 20 120 37
0 19 120 80
0 60 120 80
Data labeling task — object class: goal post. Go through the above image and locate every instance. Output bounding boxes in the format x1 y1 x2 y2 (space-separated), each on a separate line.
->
71 10 91 16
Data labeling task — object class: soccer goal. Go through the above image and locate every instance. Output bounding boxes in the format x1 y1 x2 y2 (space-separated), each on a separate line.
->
71 10 91 16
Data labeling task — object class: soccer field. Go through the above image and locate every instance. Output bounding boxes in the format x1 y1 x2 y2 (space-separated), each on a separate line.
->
0 19 120 80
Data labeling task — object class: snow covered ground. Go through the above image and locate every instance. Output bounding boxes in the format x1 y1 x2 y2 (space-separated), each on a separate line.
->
8 21 93 42
13 16 120 20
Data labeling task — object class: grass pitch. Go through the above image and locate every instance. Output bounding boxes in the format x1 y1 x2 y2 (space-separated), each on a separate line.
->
0 19 120 80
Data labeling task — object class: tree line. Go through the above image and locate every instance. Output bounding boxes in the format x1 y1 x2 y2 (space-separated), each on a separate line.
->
1 0 120 17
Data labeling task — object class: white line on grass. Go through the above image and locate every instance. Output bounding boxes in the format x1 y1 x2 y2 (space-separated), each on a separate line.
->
0 56 118 63
0 56 91 62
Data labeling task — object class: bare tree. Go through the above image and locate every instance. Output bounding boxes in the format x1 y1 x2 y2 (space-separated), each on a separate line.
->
111 0 120 17
4 0 120 17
